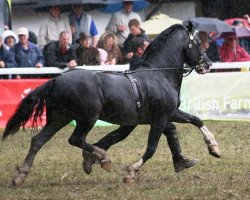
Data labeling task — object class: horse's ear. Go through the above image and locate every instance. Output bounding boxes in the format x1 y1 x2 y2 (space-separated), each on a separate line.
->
185 20 198 37
185 20 193 32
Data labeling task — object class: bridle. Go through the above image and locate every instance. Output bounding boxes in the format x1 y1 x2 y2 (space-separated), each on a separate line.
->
187 32 208 73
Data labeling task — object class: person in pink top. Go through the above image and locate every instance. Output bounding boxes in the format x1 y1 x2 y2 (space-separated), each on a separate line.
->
219 32 250 62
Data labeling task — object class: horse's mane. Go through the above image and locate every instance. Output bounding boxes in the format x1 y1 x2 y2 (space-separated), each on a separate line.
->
142 24 187 60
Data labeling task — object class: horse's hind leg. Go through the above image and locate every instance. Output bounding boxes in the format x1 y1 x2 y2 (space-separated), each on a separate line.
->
163 122 197 173
170 109 221 158
10 120 69 187
68 120 111 174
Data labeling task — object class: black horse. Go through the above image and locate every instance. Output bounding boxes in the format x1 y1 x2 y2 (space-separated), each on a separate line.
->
2 24 219 186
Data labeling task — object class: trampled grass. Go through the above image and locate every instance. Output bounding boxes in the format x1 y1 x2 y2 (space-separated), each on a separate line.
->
0 121 249 200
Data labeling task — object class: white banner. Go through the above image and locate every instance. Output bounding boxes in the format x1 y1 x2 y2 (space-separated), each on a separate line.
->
180 71 250 120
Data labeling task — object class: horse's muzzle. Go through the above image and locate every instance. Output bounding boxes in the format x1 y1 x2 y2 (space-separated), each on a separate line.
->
196 55 212 74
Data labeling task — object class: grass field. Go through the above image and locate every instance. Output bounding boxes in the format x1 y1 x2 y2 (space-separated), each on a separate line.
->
0 121 249 200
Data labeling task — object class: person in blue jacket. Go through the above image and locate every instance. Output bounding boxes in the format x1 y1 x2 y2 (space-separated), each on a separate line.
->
11 27 44 78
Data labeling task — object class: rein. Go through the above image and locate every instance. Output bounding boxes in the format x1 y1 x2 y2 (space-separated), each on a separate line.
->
115 65 195 77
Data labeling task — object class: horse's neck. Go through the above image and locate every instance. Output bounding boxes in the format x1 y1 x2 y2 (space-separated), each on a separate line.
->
164 69 184 91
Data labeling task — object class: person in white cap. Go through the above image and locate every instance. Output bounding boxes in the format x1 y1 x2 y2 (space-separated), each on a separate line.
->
11 27 44 78
105 0 142 48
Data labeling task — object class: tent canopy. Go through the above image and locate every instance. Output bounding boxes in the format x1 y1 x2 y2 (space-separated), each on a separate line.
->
141 14 182 36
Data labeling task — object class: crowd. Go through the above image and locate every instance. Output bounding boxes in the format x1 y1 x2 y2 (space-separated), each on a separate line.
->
204 14 250 65
1 1 250 79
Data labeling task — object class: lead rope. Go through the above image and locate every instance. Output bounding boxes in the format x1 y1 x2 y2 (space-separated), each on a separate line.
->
115 65 196 78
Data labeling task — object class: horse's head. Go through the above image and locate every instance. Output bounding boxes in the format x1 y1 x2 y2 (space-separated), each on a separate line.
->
184 24 212 74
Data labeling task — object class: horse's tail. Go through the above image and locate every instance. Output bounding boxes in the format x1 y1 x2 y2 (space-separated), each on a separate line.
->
2 78 56 140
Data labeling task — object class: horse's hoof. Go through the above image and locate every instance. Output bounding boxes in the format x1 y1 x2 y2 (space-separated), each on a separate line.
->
123 175 135 184
208 145 221 158
100 159 112 172
10 173 26 187
82 161 93 174
174 158 198 173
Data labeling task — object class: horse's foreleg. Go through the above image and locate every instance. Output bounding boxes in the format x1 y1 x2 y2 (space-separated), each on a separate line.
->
124 123 164 184
200 126 220 158
170 109 221 158
163 122 198 172
10 123 63 187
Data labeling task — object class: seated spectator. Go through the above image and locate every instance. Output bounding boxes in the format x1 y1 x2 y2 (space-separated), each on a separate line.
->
232 18 250 54
2 30 18 51
75 32 100 66
0 30 18 67
206 41 221 63
198 32 209 51
97 32 124 65
0 30 18 78
38 6 72 50
11 27 44 78
129 37 149 70
68 4 98 47
219 32 250 62
198 31 220 62
44 31 77 69
123 19 151 60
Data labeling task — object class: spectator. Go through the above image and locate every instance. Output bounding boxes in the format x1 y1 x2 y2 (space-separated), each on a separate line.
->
0 32 17 78
97 32 124 65
123 19 150 59
198 32 210 51
68 4 98 47
75 32 100 66
129 37 149 70
105 0 142 48
44 31 77 69
12 27 44 78
219 32 250 62
2 30 18 51
198 31 221 63
232 18 250 54
0 30 18 77
37 6 72 50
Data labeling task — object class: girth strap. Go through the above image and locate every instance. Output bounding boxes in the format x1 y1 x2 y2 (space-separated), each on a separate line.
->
125 73 141 108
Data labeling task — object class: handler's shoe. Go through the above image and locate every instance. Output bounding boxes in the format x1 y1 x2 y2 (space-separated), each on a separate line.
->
174 157 198 173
